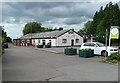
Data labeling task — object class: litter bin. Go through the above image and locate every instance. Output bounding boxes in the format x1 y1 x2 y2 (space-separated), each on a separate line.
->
45 45 51 48
79 49 94 58
79 50 84 57
64 48 68 55
83 50 90 58
89 50 94 57
64 48 77 55
36 45 43 48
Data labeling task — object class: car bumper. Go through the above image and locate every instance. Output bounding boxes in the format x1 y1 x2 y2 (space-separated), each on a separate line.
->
108 51 118 56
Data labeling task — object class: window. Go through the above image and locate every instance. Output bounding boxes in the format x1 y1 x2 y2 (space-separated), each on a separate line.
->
68 30 74 34
62 39 67 43
76 39 79 43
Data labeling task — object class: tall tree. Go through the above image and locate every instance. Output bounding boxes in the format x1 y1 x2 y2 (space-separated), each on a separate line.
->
0 26 12 43
78 2 120 44
23 22 42 35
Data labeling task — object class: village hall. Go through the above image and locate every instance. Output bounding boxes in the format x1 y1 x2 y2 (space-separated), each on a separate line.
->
13 29 83 47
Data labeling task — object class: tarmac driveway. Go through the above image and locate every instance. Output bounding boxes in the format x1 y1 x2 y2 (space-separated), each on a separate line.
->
2 45 118 81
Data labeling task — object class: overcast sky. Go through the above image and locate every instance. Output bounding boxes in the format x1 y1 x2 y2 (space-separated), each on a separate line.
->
0 0 120 39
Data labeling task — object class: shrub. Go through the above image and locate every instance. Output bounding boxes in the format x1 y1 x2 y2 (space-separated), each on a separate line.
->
82 48 92 51
107 53 120 61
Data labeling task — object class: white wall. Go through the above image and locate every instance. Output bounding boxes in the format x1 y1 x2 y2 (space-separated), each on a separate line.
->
32 39 56 46
51 39 56 46
31 30 83 47
56 30 83 46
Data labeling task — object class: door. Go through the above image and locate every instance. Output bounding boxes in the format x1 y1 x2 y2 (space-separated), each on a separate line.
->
42 40 45 45
71 40 74 46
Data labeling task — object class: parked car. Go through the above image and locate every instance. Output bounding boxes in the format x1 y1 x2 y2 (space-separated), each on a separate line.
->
2 43 9 48
80 42 118 56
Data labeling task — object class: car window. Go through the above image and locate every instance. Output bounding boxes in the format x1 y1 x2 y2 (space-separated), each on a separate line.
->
83 43 90 46
96 42 104 47
83 43 95 47
91 43 96 46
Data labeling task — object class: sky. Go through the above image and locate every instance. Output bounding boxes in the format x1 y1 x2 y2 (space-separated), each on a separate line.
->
0 0 120 39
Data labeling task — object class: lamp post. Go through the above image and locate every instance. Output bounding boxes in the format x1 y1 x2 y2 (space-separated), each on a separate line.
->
30 25 32 46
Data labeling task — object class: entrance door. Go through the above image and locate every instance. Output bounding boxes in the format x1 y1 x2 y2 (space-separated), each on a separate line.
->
71 40 74 46
42 40 45 45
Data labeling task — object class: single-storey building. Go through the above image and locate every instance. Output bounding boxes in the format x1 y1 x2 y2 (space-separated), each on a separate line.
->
13 29 83 47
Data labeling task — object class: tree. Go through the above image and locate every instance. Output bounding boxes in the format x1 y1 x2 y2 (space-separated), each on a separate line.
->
0 26 12 43
58 27 63 31
6 37 12 43
2 29 7 42
77 21 92 35
22 22 64 35
23 22 42 35
78 28 86 36
78 2 120 44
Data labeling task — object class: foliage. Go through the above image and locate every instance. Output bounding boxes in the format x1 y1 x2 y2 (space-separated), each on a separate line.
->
107 53 120 61
23 22 42 35
81 48 92 51
0 26 12 43
58 27 63 31
5 37 12 43
78 2 120 43
102 53 120 64
23 22 64 35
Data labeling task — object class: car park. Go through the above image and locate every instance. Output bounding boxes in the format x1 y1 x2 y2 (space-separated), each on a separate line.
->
80 42 118 56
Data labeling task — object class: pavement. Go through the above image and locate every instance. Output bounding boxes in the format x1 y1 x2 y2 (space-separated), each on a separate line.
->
35 47 80 54
2 44 118 81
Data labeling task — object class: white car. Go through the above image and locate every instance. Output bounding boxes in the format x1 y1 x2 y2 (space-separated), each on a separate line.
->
80 42 118 56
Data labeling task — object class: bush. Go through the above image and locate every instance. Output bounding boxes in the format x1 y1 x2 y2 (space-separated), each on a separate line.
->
107 53 120 62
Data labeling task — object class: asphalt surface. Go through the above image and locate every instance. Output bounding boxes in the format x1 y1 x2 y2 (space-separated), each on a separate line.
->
0 56 2 82
2 44 118 81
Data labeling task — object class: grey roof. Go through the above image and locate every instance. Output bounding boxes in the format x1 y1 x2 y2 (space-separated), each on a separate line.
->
20 29 71 39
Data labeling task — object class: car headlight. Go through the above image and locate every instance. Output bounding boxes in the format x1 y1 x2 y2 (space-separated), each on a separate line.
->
110 49 118 51
110 49 114 51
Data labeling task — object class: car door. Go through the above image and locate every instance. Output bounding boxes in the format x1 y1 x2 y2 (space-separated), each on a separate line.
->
82 43 95 50
94 45 102 55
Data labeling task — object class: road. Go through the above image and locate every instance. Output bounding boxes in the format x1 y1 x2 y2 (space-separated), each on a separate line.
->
2 44 118 81
0 56 2 82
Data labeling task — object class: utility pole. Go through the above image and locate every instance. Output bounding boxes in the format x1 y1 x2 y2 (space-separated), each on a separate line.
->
105 29 108 59
109 28 111 46
30 26 32 46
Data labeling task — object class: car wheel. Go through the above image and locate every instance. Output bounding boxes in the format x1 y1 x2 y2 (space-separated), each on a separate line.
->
101 51 108 56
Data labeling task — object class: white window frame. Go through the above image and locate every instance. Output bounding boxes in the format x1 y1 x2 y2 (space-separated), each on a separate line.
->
62 39 67 43
76 39 79 43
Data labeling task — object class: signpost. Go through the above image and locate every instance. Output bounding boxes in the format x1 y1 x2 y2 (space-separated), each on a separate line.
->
109 26 120 55
109 26 119 46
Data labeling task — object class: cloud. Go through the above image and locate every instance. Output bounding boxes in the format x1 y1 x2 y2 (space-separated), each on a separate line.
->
1 23 24 39
1 0 120 2
1 1 119 39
